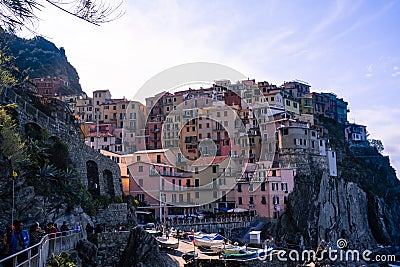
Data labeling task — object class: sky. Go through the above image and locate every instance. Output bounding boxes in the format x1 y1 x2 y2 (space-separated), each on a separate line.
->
22 0 400 174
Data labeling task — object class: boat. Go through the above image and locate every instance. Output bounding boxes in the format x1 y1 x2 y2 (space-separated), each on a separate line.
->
145 229 162 237
193 234 225 248
210 243 247 254
155 237 179 249
144 223 162 237
182 251 198 263
223 249 257 259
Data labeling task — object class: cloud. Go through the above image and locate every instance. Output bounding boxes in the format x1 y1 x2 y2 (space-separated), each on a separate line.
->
365 64 373 77
392 66 400 77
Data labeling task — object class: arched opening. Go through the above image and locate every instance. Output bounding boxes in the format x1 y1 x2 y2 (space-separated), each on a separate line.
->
103 169 115 198
86 160 100 197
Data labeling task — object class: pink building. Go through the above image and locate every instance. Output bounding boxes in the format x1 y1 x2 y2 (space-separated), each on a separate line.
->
234 166 296 219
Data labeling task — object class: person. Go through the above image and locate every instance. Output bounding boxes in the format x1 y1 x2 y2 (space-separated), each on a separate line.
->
14 220 30 265
74 222 81 233
2 225 16 267
29 223 45 246
165 228 169 239
29 223 46 259
46 222 58 239
60 221 69 236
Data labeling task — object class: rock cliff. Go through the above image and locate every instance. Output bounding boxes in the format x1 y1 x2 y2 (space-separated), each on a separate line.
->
120 226 169 267
274 118 400 251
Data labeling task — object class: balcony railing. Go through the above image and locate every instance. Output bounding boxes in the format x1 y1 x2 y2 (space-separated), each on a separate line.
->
150 171 192 178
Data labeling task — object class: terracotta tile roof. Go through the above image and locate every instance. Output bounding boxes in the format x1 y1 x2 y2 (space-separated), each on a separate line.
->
192 156 229 166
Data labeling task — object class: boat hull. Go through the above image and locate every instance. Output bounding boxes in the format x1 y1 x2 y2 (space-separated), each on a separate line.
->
156 237 179 249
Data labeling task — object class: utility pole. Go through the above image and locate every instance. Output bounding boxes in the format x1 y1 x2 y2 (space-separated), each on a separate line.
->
96 110 99 151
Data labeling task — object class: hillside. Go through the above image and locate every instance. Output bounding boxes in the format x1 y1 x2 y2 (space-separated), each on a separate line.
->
0 30 82 94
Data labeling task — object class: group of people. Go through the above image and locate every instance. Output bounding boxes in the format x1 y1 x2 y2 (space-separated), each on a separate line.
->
1 220 82 266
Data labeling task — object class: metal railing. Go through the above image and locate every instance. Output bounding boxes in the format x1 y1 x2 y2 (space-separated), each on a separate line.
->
0 230 80 267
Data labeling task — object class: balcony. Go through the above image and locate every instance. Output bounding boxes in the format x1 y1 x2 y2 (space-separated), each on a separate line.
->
150 170 192 178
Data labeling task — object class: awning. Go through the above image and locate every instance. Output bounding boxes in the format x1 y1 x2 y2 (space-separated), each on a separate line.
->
136 211 152 215
227 207 249 213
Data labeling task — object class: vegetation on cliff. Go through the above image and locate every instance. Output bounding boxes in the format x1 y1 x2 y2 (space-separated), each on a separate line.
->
0 30 82 94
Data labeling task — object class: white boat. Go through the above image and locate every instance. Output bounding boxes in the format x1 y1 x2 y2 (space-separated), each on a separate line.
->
156 237 179 249
193 234 225 248
210 243 247 254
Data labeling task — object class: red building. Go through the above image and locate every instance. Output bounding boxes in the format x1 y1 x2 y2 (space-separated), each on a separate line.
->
31 77 71 97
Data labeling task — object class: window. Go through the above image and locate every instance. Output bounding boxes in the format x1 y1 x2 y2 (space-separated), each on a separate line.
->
137 156 141 161
138 166 143 172
195 192 200 199
90 137 94 142
199 124 202 129
261 196 267 204
293 102 298 108
249 184 253 192
238 184 242 192
283 128 288 135
195 179 199 187
281 183 288 191
212 165 217 173
224 111 227 116
217 112 220 117
172 194 176 202
179 194 184 202
199 134 202 139
195 167 199 174
104 137 108 142
284 196 288 204
272 183 279 191
238 197 242 205
261 183 266 191
249 196 254 205
286 100 290 106
206 123 210 128
271 96 275 101
121 104 126 109
138 179 143 187
273 195 280 204
213 191 218 198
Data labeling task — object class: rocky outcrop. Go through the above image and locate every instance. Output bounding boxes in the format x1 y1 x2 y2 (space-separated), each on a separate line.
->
276 171 375 250
120 226 168 267
76 240 98 267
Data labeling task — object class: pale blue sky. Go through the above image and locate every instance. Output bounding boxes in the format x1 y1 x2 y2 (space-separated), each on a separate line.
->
28 0 400 173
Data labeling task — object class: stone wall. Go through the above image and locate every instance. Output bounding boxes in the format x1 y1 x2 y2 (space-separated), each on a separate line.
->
3 89 123 198
95 231 131 267
94 203 129 228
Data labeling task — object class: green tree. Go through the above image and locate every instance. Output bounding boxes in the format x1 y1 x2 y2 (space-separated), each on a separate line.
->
369 139 384 153
0 49 18 88
0 104 26 178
